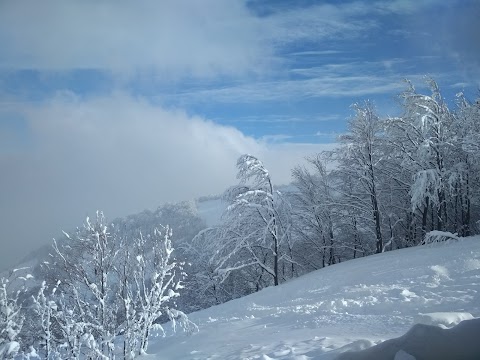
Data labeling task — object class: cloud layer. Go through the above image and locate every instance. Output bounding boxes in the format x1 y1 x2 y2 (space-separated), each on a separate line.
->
0 0 269 77
0 94 334 269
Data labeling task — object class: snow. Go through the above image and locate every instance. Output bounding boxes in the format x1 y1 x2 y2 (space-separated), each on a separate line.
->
143 236 480 359
336 318 480 360
393 350 415 360
0 341 20 358
421 230 459 245
414 312 474 327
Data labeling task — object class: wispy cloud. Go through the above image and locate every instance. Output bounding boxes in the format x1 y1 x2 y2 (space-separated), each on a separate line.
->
289 60 407 78
242 114 341 123
219 116 300 125
450 82 471 89
288 50 344 57
260 134 293 143
256 0 460 49
315 131 338 138
262 132 339 144
165 68 435 105
260 2 378 46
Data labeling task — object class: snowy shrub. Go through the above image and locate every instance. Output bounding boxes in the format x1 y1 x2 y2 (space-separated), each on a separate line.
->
420 231 459 246
36 212 195 359
126 226 197 356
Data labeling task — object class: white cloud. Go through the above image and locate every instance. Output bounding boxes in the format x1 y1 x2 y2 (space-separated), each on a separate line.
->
0 0 270 77
0 0 377 77
0 93 334 269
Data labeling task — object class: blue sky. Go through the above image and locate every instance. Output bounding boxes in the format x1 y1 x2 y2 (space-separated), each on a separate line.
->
0 0 479 268
2 0 479 142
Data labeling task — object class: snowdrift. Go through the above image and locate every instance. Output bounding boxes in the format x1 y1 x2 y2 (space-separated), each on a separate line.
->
145 237 480 359
337 318 480 360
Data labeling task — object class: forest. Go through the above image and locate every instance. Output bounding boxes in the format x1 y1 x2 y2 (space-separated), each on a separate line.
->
1 79 480 359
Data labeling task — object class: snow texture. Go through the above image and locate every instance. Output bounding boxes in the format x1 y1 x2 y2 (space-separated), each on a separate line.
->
143 236 480 359
414 311 474 328
337 318 480 360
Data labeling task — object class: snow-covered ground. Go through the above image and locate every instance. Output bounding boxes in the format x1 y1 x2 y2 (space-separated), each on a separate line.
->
144 237 480 359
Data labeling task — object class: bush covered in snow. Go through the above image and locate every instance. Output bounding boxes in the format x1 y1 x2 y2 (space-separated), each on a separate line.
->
3 212 194 359
0 270 31 360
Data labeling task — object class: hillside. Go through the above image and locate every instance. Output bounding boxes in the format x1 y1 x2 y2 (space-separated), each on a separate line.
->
144 237 480 359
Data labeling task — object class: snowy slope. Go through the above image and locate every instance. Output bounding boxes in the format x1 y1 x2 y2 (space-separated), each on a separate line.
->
144 237 480 359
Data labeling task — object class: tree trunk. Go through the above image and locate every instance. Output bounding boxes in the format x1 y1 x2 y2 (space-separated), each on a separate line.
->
463 169 471 236
273 234 279 286
368 152 383 254
372 193 383 253
328 222 335 265
353 216 358 259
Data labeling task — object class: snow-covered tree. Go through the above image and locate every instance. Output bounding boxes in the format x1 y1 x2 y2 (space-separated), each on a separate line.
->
189 155 292 299
333 101 386 253
450 92 480 236
46 211 120 358
128 226 196 356
291 154 375 270
216 155 291 287
0 269 31 359
399 79 454 232
383 79 480 239
292 155 339 270
183 227 232 308
31 281 59 359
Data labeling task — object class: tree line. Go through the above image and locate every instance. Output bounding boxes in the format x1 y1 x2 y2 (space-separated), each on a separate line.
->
187 79 480 306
